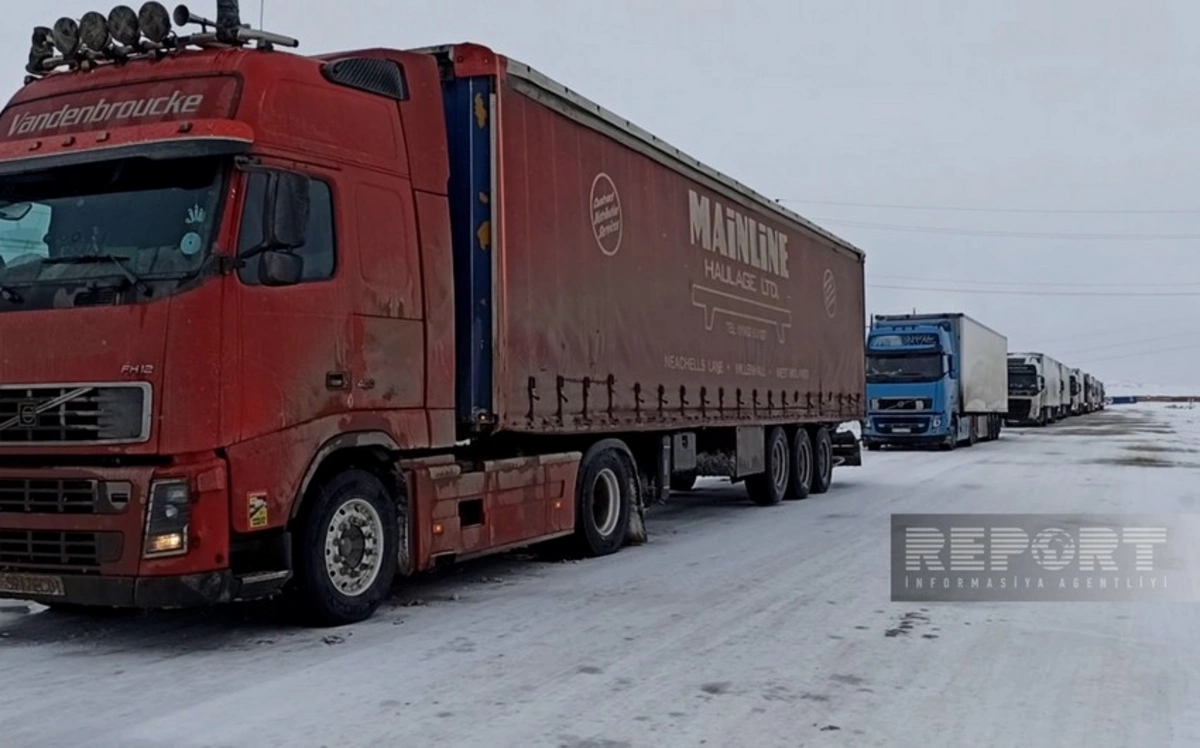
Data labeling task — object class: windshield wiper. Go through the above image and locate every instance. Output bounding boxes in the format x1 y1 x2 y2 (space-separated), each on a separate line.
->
43 254 153 298
0 284 22 304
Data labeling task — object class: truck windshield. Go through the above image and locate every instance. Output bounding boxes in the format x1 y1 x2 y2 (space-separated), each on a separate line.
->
0 155 225 309
866 353 943 382
1009 366 1040 394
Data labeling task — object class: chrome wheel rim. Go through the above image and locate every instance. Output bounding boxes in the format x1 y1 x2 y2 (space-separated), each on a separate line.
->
324 498 384 598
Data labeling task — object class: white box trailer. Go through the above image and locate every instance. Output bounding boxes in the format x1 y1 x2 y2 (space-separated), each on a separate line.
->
958 315 1009 414
1043 355 1063 414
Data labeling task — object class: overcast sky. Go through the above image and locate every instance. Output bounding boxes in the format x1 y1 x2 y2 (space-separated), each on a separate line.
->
5 0 1198 390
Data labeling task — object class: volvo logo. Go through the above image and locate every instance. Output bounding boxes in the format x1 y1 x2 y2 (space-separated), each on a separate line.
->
16 400 37 427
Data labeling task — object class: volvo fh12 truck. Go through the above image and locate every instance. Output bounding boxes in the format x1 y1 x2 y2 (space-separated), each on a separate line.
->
863 313 1008 450
0 2 866 625
1006 352 1068 425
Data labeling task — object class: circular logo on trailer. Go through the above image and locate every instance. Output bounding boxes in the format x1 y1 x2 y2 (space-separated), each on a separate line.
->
590 172 623 257
822 269 837 318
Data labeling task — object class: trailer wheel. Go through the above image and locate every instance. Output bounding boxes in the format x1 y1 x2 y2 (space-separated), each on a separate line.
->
786 427 814 501
746 426 789 506
569 442 634 557
292 469 399 627
670 471 698 492
810 426 834 495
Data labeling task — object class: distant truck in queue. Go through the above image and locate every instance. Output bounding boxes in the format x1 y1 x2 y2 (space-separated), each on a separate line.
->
0 3 866 625
1007 352 1068 426
1068 368 1084 416
862 313 1008 450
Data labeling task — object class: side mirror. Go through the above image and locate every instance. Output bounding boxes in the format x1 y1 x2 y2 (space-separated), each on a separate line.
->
263 171 311 250
259 249 304 287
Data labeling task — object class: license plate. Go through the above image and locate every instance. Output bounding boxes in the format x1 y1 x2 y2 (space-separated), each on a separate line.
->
0 572 65 597
892 427 911 434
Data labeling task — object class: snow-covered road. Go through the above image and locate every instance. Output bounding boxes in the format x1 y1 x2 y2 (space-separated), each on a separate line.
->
3 404 1200 748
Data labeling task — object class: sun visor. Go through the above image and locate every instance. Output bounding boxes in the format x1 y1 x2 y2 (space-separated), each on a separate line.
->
0 119 253 176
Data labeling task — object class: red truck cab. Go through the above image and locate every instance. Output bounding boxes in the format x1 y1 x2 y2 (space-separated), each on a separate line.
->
0 4 504 624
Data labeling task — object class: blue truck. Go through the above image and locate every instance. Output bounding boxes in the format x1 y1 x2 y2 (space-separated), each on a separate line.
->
862 313 1009 450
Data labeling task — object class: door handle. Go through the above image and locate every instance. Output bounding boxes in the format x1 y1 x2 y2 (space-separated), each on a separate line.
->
326 372 349 391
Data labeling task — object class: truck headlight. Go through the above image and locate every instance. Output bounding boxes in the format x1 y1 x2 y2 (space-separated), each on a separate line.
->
144 479 190 558
932 417 943 428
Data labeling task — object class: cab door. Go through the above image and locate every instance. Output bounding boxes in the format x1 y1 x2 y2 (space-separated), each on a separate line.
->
231 161 351 443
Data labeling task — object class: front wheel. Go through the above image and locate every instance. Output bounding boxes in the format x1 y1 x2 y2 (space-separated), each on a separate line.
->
942 417 959 450
292 469 399 627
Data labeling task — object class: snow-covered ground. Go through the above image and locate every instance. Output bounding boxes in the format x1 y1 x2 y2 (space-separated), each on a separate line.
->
3 404 1200 747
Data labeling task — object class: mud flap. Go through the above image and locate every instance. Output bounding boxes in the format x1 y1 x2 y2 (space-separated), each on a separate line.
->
624 436 670 546
831 429 862 467
625 466 650 546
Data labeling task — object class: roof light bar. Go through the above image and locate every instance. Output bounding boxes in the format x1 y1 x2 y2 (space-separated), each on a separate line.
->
79 12 112 52
107 6 141 47
51 17 81 57
23 1 300 81
139 2 171 44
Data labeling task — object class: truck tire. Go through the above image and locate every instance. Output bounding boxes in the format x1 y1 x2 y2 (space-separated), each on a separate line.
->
746 426 789 506
966 418 977 447
292 469 399 627
942 417 958 450
568 441 634 557
810 426 834 494
670 471 698 492
785 427 814 501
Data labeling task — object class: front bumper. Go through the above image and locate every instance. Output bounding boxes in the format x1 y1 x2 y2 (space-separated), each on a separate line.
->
863 413 951 444
0 456 232 601
3 569 238 608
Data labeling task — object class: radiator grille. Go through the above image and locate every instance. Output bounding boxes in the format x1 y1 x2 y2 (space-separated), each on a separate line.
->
0 384 149 445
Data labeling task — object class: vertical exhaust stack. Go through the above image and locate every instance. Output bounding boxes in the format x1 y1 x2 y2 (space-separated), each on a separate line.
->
215 0 241 44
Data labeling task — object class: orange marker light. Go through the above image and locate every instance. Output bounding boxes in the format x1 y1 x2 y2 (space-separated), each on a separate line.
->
432 523 445 536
